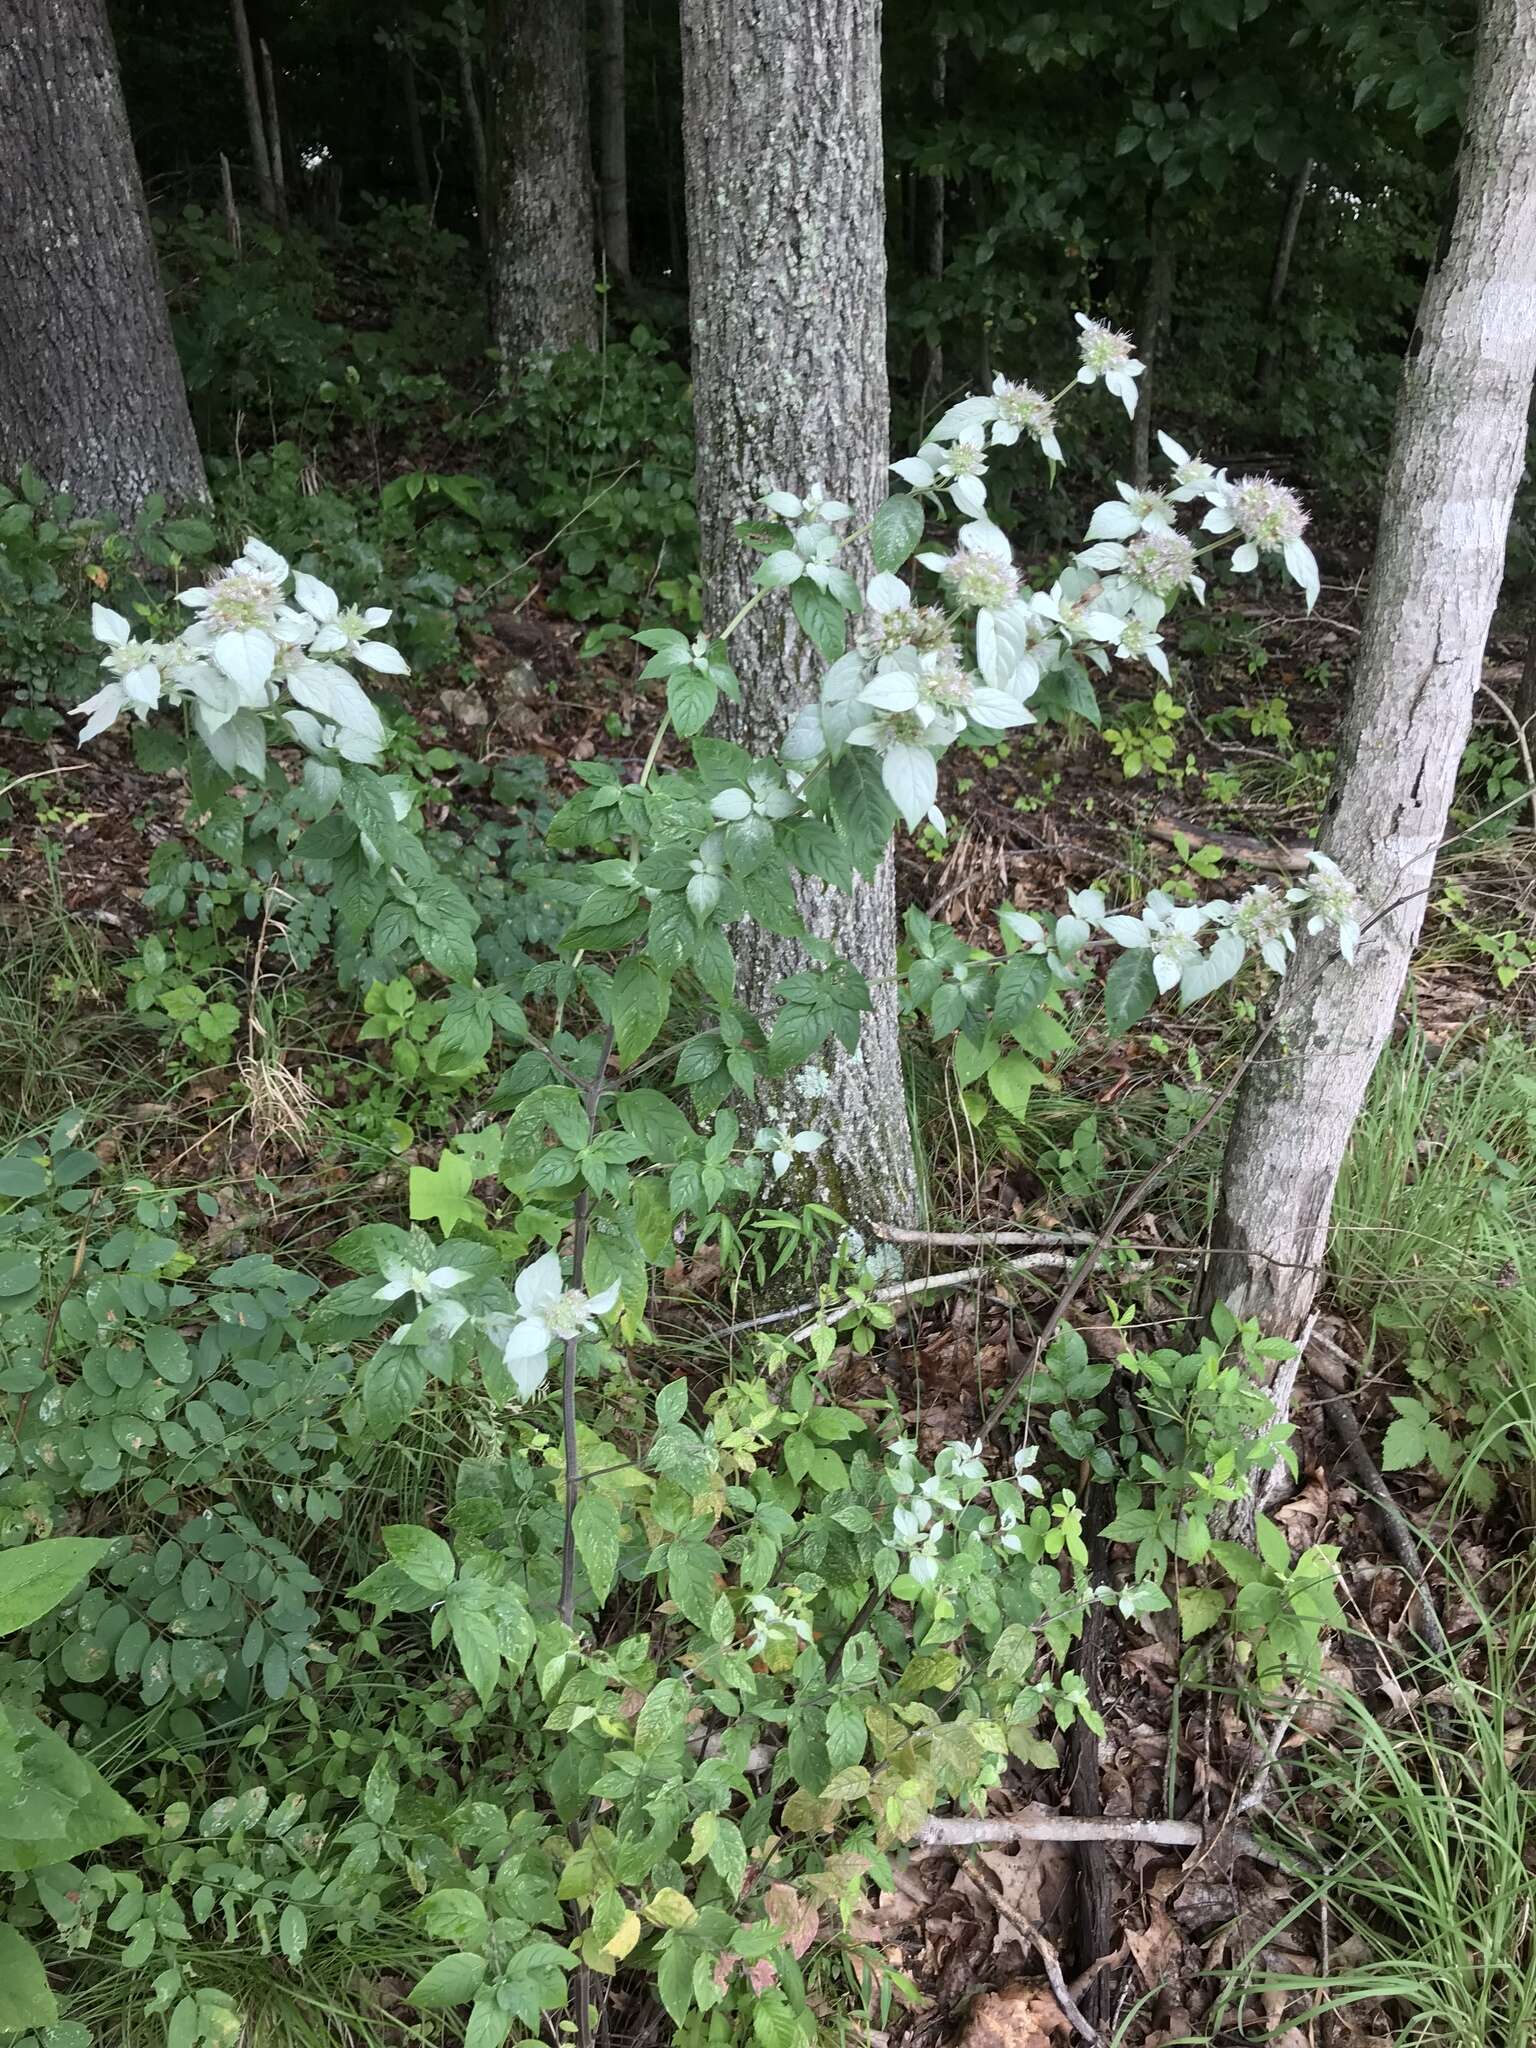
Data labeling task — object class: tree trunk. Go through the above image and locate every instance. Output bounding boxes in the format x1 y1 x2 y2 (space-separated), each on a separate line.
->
1130 213 1175 488
399 50 434 211
455 7 490 248
229 0 276 219
259 37 288 229
1255 157 1314 390
597 0 629 285
920 30 946 417
1202 0 1536 1344
488 0 597 361
0 0 207 522
679 0 920 1232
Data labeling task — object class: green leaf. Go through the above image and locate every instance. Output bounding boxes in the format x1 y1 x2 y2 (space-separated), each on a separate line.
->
278 1903 308 1966
667 1539 722 1630
0 1924 57 2030
1103 948 1159 1035
667 665 718 738
611 956 669 1067
573 1491 621 1607
407 1952 487 2011
1177 1586 1227 1641
419 1888 490 1945
408 1151 486 1235
870 492 925 573
0 1706 144 1870
382 1525 456 1594
994 952 1053 1031
361 1347 427 1435
447 1597 501 1707
791 577 848 662
986 1052 1041 1121
0 1538 111 1636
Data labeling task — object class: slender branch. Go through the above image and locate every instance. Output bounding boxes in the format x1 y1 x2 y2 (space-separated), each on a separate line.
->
1477 679 1536 834
967 1860 1101 2044
559 1024 616 1629
913 1811 1306 1873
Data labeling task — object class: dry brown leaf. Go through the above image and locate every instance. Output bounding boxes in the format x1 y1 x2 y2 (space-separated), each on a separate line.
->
1275 1466 1329 1546
961 1984 1072 2048
1125 1901 1182 1990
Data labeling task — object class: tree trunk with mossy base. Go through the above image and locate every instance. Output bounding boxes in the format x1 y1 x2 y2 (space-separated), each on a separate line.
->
487 0 597 363
0 0 207 524
679 0 920 1235
1202 0 1536 1344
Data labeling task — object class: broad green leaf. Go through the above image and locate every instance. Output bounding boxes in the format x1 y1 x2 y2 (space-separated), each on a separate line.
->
573 1492 621 1607
447 1598 501 1707
1177 1586 1227 1640
0 1538 111 1636
0 1924 56 2030
986 1051 1041 1120
382 1525 456 1594
407 1952 487 2011
870 491 925 573
419 1888 489 1945
611 956 669 1067
1103 947 1159 1035
0 1707 144 1871
667 665 718 737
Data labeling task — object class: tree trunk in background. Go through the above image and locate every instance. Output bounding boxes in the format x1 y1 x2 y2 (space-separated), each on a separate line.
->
455 8 490 249
1130 215 1175 487
920 30 946 418
488 0 597 360
0 0 207 521
680 0 920 1233
1202 0 1536 1344
259 38 288 229
597 0 630 285
399 51 434 211
1256 158 1314 390
229 0 276 218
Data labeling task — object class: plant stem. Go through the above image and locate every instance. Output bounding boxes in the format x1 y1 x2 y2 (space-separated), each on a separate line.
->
558 1023 616 1628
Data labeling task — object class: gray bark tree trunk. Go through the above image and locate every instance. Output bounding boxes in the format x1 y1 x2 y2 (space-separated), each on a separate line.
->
597 0 629 285
920 31 946 418
454 7 490 249
488 0 597 361
1256 158 1314 390
1202 0 1536 1344
399 50 435 213
680 0 920 1232
229 0 276 219
259 38 288 229
1130 215 1175 488
0 0 207 522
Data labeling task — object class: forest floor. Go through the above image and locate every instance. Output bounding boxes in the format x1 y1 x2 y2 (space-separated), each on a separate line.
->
4 534 1535 2048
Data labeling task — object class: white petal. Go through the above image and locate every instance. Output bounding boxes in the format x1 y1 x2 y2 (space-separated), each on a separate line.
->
860 673 920 713
240 538 289 579
91 604 130 646
293 571 339 623
362 607 392 629
1085 502 1140 541
891 456 937 488
514 1252 563 1315
354 639 410 676
949 475 988 518
177 587 210 610
74 683 125 742
865 572 911 614
1284 536 1320 611
500 1315 553 1361
426 1266 471 1291
212 628 276 694
586 1279 621 1318
881 743 939 830
1231 543 1260 573
1152 953 1182 994
968 687 1032 729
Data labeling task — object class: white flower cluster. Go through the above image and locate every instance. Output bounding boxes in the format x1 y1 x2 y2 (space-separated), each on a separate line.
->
374 1249 622 1405
75 537 406 778
776 322 1322 835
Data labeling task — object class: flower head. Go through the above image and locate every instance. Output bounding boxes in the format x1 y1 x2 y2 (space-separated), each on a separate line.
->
1229 883 1295 975
1204 475 1319 608
487 1252 621 1399
1288 852 1361 962
991 377 1062 459
1075 314 1145 415
939 546 1019 613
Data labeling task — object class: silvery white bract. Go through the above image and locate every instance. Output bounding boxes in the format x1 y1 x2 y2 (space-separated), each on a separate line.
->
1074 314 1145 415
1202 475 1319 610
73 538 406 774
1097 890 1246 1006
891 435 992 520
1288 851 1362 962
483 1252 622 1400
754 1125 827 1179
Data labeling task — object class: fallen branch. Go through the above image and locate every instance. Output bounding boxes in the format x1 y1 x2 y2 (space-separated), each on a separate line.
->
787 1252 1158 1345
913 1812 1303 1872
876 1223 1101 1249
1147 813 1312 873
